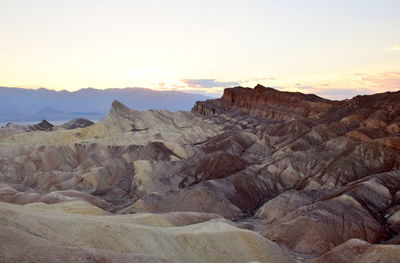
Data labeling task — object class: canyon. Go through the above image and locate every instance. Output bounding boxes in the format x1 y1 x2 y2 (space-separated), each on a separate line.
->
1 85 400 262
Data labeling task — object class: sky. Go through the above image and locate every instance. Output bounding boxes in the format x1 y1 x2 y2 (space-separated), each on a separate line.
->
1 0 399 99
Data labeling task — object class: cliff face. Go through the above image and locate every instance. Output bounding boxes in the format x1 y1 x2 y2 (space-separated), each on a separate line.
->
193 84 339 120
193 84 400 129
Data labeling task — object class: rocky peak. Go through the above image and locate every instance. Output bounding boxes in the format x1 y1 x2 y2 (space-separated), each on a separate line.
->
110 100 135 118
32 120 53 129
60 118 94 130
103 100 149 132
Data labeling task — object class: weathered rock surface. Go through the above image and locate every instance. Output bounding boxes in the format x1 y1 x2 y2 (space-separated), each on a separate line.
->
193 84 338 120
0 201 295 263
60 118 95 130
1 85 400 262
309 239 400 263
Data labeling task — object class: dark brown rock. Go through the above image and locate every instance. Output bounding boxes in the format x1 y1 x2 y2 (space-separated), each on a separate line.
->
61 118 95 130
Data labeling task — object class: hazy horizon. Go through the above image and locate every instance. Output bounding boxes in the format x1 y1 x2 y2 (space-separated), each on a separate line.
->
0 86 210 122
0 82 396 101
0 85 217 97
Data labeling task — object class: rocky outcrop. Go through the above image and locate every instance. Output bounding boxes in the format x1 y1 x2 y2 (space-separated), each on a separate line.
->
193 84 338 120
60 118 94 130
27 119 54 131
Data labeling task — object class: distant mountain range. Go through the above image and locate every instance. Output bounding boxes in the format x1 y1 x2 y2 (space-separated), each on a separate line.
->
0 87 210 122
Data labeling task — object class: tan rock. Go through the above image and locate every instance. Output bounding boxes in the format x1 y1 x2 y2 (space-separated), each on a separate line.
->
0 201 295 263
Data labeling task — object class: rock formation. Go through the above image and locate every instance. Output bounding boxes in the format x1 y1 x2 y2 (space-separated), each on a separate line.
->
1 85 399 262
60 118 94 130
0 201 294 263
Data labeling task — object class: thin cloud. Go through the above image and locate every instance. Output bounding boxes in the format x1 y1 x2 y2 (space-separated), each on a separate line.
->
286 85 375 100
296 71 400 99
391 45 400 50
169 83 224 97
181 79 240 89
316 88 374 97
293 85 314 91
360 71 400 91
240 77 276 83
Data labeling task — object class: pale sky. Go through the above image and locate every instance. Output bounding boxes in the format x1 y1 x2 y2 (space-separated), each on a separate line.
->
1 0 399 99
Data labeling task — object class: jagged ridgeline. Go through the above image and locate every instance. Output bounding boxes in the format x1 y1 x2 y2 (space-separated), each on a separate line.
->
1 85 400 262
